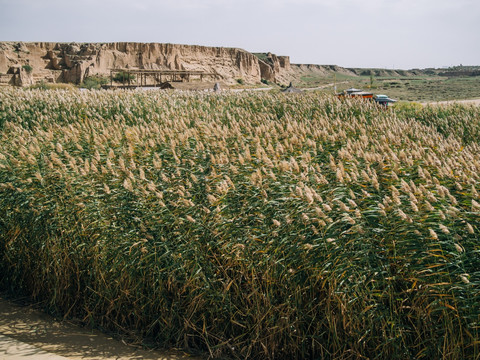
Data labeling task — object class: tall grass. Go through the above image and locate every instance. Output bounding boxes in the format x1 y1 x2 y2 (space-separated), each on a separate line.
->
0 88 479 359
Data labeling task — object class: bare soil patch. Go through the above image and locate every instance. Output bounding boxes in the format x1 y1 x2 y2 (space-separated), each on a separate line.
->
424 98 480 106
0 296 200 360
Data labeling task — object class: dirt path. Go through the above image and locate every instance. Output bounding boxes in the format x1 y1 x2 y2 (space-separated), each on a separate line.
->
1 334 70 360
301 81 350 91
424 98 480 106
228 86 272 92
0 296 200 360
230 81 349 93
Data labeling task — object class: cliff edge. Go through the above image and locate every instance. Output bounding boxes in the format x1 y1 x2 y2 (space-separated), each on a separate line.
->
0 42 292 86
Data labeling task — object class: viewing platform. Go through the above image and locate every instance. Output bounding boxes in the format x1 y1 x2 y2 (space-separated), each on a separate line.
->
106 68 219 88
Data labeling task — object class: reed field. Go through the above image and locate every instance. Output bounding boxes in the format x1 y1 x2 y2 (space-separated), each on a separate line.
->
0 88 479 359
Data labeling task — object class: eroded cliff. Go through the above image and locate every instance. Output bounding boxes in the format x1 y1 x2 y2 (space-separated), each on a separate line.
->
0 41 360 87
0 42 289 86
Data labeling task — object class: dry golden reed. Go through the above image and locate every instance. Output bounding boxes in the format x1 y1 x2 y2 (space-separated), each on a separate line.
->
0 88 479 359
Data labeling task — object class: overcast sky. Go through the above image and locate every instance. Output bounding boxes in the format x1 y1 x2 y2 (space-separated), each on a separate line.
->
0 0 478 69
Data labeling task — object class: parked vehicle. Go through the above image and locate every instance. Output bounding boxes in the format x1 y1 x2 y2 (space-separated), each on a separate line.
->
374 94 397 106
337 88 396 106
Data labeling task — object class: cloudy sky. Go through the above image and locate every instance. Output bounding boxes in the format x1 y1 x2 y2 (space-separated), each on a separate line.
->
0 0 478 69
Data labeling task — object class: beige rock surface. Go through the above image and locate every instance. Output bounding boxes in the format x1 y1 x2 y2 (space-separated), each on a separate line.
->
0 42 270 86
254 52 291 83
0 42 358 87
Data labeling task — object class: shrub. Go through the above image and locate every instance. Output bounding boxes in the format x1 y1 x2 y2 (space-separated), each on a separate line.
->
29 82 76 91
29 80 48 90
22 64 33 73
236 78 245 85
81 76 109 90
113 72 135 83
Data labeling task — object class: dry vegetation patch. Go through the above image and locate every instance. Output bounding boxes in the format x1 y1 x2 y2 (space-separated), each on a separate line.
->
0 89 479 359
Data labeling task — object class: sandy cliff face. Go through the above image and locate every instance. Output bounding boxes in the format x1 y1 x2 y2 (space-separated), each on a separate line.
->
255 52 291 83
0 41 358 87
0 42 274 85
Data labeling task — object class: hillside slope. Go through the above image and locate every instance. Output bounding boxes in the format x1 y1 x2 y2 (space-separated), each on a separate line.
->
0 42 277 85
0 42 353 86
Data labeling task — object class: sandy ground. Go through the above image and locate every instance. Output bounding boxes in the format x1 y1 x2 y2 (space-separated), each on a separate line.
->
424 98 480 106
0 334 70 360
0 296 201 360
301 80 350 91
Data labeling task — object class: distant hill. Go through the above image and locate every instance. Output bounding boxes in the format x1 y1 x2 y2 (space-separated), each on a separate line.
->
0 41 477 87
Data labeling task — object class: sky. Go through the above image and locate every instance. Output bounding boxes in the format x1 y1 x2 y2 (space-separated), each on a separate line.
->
0 0 478 69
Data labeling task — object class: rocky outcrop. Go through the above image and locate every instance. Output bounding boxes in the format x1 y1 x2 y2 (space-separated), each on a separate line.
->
0 41 367 88
0 42 274 85
258 60 276 82
15 66 35 86
254 52 291 83
2 65 35 86
291 64 357 77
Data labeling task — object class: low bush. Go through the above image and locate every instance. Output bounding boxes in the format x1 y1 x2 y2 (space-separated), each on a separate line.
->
81 76 109 90
113 72 135 83
22 64 33 73
29 82 76 91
